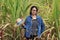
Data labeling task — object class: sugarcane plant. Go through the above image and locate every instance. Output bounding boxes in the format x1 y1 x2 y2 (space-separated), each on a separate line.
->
1 0 32 40
53 0 60 40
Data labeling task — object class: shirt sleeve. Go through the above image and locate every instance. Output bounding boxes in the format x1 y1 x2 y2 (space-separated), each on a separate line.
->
37 16 45 38
23 17 30 29
41 18 45 33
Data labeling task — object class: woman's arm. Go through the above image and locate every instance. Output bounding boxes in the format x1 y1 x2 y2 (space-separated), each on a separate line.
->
22 17 30 29
37 16 45 38
41 18 45 33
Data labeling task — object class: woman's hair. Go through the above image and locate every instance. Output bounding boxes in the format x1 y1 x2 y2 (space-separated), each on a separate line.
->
30 6 38 15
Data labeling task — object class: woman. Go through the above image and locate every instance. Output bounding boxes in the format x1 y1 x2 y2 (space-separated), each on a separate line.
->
17 6 45 40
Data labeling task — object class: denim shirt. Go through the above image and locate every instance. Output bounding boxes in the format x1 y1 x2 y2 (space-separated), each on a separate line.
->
24 15 45 38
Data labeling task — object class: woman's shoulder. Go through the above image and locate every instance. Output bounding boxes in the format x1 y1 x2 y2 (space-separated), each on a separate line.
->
26 16 30 18
25 16 31 20
26 15 42 20
37 15 42 19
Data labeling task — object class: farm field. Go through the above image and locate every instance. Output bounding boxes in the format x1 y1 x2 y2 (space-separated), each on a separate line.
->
0 0 60 40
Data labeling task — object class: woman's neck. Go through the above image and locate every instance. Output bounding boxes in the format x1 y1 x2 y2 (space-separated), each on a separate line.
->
32 15 36 19
32 14 36 16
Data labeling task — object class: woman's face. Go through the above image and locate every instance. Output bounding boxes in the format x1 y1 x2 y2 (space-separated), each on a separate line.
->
31 7 37 15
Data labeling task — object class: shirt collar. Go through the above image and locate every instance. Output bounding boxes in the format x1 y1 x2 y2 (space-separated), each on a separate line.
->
30 15 39 19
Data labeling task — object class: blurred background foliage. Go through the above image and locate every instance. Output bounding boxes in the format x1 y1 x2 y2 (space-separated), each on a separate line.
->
0 0 60 40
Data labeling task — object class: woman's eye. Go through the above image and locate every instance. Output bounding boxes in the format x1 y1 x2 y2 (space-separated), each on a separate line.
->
33 10 36 11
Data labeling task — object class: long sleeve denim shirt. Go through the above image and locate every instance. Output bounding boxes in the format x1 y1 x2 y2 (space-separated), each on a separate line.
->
24 15 45 38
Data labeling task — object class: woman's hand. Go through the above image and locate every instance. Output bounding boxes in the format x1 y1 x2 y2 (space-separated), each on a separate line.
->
22 23 25 26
